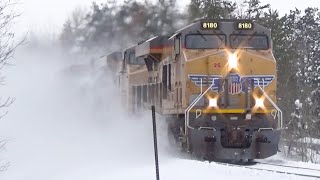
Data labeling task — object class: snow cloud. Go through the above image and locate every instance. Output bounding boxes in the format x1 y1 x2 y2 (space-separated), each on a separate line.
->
0 39 172 180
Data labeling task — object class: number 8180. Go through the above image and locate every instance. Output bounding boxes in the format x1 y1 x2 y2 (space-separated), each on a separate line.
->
238 22 252 29
202 22 218 29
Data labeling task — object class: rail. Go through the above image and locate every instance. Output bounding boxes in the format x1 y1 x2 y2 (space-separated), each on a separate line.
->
215 162 320 179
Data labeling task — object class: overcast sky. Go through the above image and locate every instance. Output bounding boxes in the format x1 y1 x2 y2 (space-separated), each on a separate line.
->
13 0 320 36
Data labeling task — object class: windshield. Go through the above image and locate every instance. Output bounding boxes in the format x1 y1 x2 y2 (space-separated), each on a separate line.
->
230 35 269 49
185 34 226 49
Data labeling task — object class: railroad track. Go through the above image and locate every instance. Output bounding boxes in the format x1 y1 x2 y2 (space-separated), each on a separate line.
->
256 161 320 172
178 151 320 178
215 161 320 179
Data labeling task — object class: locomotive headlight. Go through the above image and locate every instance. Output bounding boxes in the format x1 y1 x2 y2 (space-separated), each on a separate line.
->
209 98 218 107
255 98 264 108
228 54 238 69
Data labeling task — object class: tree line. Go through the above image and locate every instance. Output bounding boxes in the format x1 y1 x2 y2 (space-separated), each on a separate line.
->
60 0 320 163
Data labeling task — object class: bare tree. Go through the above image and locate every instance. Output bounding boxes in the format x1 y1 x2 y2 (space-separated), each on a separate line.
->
0 0 25 171
0 0 25 111
0 0 24 65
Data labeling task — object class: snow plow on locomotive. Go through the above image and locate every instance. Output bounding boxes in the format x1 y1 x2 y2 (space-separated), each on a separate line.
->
106 19 283 161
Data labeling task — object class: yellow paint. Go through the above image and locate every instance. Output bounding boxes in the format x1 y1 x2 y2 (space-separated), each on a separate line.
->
189 109 275 114
185 49 277 113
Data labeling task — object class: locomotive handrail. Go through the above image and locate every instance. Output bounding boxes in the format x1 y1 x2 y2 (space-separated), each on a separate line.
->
184 78 219 146
258 128 275 131
254 78 283 129
198 127 217 131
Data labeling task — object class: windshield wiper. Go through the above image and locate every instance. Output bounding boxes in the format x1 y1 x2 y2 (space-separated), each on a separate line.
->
243 31 257 48
247 31 257 40
197 30 207 41
212 30 223 41
232 30 242 41
232 31 257 48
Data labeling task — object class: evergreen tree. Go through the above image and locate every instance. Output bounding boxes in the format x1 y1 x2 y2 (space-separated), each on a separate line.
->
295 8 320 138
188 0 237 22
243 0 270 19
270 9 300 132
59 0 183 54
281 8 320 161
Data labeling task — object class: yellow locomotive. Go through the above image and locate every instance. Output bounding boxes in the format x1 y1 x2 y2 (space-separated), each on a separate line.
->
107 19 282 161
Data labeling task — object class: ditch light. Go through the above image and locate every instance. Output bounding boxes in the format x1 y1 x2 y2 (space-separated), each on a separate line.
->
209 98 218 107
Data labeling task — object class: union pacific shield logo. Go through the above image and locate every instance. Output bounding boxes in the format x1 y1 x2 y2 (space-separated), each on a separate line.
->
188 74 274 94
228 74 241 94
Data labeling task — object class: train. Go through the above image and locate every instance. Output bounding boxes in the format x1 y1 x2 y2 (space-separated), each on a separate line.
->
105 19 283 162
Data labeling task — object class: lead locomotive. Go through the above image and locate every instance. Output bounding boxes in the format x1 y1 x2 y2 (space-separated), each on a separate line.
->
107 19 282 161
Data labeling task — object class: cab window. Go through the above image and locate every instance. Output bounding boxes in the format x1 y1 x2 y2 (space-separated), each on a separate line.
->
230 34 269 49
185 34 226 49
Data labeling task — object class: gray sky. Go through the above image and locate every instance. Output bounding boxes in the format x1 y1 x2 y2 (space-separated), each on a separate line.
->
14 0 320 36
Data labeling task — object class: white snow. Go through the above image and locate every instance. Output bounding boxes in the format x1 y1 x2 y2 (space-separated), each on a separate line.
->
0 45 319 180
124 16 133 24
297 137 320 145
258 154 320 171
295 99 303 109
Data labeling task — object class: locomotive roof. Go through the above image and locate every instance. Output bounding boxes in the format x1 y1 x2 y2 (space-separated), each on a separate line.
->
124 44 136 52
107 51 122 56
135 36 170 57
173 19 271 37
120 19 271 56
124 36 168 54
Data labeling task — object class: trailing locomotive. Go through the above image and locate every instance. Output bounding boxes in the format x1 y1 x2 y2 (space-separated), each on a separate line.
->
107 19 282 161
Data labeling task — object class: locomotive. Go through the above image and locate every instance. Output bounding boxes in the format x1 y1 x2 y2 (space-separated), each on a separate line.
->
106 19 282 161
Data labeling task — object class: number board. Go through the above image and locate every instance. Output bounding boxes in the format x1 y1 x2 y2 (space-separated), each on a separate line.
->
201 22 220 30
235 21 254 30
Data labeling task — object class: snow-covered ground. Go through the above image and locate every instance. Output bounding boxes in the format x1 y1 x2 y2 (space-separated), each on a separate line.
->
0 45 319 180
